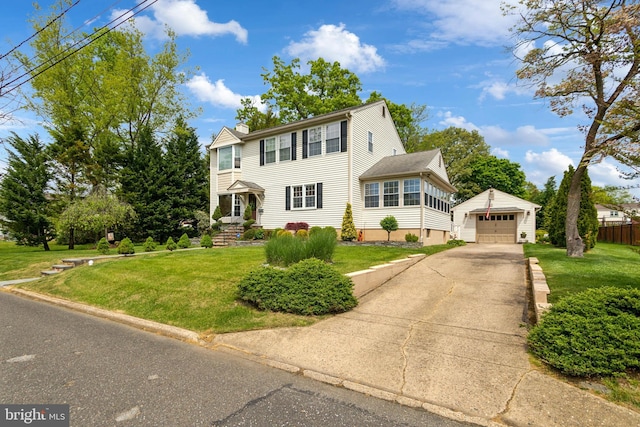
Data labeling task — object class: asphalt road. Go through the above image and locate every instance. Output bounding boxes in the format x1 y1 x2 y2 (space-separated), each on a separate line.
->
0 291 475 427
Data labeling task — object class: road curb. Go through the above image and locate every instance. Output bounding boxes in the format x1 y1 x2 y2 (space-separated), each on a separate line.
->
3 287 201 344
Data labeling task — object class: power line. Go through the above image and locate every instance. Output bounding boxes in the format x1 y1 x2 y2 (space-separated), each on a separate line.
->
1 0 158 97
0 0 82 61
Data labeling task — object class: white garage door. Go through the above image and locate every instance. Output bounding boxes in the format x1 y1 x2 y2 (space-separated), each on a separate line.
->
476 214 516 243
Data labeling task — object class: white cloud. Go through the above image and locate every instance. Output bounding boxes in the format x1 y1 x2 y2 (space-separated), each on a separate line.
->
438 111 479 131
285 24 385 73
392 0 519 47
186 74 262 110
524 148 574 185
477 78 532 101
492 147 509 158
113 0 248 43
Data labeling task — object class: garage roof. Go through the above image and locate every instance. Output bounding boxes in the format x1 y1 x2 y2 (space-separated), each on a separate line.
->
468 207 525 214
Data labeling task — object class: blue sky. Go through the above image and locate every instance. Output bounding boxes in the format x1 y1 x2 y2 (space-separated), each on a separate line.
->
1 0 639 196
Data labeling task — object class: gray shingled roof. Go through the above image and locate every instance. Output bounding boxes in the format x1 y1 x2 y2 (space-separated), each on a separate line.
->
359 149 440 180
228 180 264 191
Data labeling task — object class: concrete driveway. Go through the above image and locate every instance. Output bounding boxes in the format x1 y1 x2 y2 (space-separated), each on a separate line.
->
215 244 530 420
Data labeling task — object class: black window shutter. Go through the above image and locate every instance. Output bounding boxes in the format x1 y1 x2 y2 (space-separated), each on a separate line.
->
340 120 347 152
291 132 297 161
317 183 323 209
285 186 291 211
302 130 308 159
259 139 265 166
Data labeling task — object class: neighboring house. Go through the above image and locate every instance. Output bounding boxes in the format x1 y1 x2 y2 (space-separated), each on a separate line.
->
595 203 640 225
451 189 540 243
208 100 456 244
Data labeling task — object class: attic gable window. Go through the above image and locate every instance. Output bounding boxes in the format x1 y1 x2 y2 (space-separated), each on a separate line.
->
368 131 373 153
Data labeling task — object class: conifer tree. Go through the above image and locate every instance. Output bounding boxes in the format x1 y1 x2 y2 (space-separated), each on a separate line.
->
546 166 598 251
0 133 54 250
341 203 357 241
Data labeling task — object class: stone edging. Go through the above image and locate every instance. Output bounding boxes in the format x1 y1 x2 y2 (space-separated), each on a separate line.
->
527 257 552 323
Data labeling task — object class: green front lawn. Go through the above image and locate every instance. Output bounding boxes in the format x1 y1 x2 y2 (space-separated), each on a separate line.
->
523 242 640 303
7 242 451 334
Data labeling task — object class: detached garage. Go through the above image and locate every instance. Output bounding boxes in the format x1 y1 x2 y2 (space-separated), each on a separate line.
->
452 189 540 243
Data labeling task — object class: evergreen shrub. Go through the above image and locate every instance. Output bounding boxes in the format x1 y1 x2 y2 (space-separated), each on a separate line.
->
166 237 177 251
238 258 357 315
243 219 256 230
97 237 110 255
309 226 323 236
242 229 256 240
117 237 135 255
254 228 265 240
177 233 191 249
446 239 466 247
340 203 357 241
528 287 640 377
143 237 157 252
296 229 308 239
200 234 213 248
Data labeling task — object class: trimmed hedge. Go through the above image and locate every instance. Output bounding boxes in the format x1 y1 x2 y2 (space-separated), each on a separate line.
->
528 287 640 377
238 258 357 315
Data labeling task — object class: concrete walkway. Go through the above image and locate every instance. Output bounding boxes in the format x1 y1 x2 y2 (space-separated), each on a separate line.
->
214 244 640 426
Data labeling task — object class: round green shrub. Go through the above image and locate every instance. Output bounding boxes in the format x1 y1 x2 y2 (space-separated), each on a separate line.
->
243 229 256 240
97 237 110 255
254 228 265 240
405 233 419 243
143 236 157 252
243 219 256 230
277 229 292 238
447 239 466 247
117 237 135 255
528 287 640 377
177 233 191 249
200 234 213 248
238 258 357 315
166 237 177 251
309 226 323 236
296 229 308 239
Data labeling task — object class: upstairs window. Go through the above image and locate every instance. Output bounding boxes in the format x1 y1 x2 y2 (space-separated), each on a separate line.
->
265 137 276 164
218 145 241 170
368 131 373 153
325 123 340 153
309 126 322 156
279 134 291 161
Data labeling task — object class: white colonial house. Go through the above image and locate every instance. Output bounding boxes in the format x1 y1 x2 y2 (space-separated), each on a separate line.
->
451 188 540 243
208 100 456 244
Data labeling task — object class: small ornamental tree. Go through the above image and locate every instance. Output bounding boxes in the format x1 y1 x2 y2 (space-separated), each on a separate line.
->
340 203 357 241
143 237 157 252
177 233 191 248
212 205 223 230
380 215 398 241
166 236 177 251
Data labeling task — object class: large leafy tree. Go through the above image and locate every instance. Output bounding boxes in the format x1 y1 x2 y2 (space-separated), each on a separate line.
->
458 156 527 202
546 166 599 251
14 1 193 189
509 0 640 257
0 133 54 250
415 127 491 200
591 185 635 205
261 56 362 123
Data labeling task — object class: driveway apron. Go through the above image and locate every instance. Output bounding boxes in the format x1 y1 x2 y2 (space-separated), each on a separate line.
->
214 244 531 419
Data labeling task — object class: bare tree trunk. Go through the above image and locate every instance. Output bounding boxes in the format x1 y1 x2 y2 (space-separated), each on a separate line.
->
566 164 586 257
68 226 75 250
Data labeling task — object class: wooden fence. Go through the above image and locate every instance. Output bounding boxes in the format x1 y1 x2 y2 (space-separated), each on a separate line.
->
598 223 640 246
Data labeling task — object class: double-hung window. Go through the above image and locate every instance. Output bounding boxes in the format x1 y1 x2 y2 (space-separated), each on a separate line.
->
383 181 399 207
292 184 316 209
265 137 276 164
308 127 322 156
404 179 420 206
325 123 340 153
364 183 379 208
279 134 291 161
